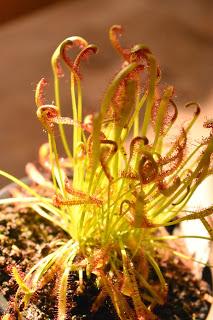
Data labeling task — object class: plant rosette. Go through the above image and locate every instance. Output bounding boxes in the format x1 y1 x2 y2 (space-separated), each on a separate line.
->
0 180 212 320
0 25 213 320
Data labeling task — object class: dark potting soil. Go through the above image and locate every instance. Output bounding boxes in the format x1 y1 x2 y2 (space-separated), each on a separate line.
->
0 205 211 319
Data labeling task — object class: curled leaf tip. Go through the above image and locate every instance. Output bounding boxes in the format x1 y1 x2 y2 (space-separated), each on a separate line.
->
52 36 88 78
35 78 48 108
61 37 88 72
139 152 158 185
37 104 59 132
158 176 181 197
130 136 149 159
109 24 130 61
185 101 201 116
130 44 152 63
73 44 98 79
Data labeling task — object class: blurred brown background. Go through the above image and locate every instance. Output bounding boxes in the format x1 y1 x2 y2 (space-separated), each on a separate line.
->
0 0 213 186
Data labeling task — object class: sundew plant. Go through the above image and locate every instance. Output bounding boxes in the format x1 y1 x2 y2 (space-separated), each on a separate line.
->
1 25 213 320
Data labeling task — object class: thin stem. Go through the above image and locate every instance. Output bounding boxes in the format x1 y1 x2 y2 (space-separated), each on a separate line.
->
53 71 73 160
49 133 65 195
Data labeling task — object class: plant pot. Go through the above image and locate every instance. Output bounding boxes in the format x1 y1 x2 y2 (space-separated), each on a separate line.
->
0 182 213 320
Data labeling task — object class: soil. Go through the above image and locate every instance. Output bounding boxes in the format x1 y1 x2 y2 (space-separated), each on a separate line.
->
0 205 211 320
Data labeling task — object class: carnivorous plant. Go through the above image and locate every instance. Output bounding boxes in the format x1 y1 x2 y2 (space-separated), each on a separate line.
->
0 25 213 320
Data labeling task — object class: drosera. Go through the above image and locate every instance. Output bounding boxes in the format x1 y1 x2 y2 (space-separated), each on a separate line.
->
0 25 213 320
